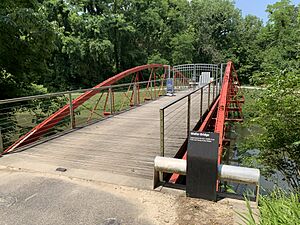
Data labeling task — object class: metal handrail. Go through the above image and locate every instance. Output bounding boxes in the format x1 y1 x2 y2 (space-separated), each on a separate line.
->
160 82 212 110
159 78 221 157
173 63 219 68
0 80 165 105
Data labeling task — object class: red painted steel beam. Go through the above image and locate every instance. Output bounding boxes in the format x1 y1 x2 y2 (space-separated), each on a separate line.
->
3 64 168 154
214 61 232 164
169 96 220 184
169 61 243 185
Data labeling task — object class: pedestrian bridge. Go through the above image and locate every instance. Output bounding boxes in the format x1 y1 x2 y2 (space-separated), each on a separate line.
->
1 88 209 188
0 63 242 191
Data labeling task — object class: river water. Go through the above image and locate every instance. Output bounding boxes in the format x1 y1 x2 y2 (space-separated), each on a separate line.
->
225 123 291 196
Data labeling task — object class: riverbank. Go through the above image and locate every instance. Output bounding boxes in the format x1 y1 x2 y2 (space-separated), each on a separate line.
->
233 88 300 224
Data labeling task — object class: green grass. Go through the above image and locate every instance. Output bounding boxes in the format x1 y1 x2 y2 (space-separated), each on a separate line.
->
240 189 300 225
73 87 165 126
1 87 166 150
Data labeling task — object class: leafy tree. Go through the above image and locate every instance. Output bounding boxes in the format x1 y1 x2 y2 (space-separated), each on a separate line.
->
233 15 263 84
244 71 300 189
0 0 56 99
190 0 242 63
241 0 300 189
43 0 115 91
147 51 169 65
171 30 195 65
255 0 299 79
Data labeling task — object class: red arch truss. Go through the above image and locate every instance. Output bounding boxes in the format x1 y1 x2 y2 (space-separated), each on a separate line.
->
4 64 187 154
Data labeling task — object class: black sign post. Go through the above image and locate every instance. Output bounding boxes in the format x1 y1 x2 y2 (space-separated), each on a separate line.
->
186 131 219 201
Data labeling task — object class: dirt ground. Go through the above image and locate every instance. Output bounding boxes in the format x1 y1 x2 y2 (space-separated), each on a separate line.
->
175 196 233 225
0 166 239 225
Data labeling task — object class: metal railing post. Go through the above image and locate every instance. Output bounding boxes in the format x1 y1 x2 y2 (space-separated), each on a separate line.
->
109 86 113 114
220 64 224 88
150 80 153 99
0 129 3 153
133 83 138 105
192 64 196 83
187 94 191 136
153 80 157 100
200 87 203 119
216 68 218 94
213 81 215 101
160 109 164 157
173 69 176 89
208 83 211 108
69 93 75 129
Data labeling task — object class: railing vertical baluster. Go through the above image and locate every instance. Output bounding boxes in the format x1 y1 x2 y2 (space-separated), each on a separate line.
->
218 65 221 94
215 68 218 94
150 80 153 99
208 83 211 108
69 93 75 129
0 129 3 153
200 87 203 119
154 72 157 99
220 64 224 90
133 83 138 106
193 64 196 83
137 83 140 104
159 108 164 182
160 109 164 157
213 81 215 101
109 86 113 114
187 94 191 136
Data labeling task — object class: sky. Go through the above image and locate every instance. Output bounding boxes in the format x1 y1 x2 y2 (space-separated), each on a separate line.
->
235 0 300 23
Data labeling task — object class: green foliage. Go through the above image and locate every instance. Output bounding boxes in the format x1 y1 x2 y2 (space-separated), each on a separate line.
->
245 72 300 189
237 198 257 225
191 0 242 63
171 30 195 65
255 0 299 81
43 0 115 91
147 52 169 65
2 0 298 95
241 189 300 225
0 0 56 99
234 15 263 84
238 0 300 189
2 0 267 95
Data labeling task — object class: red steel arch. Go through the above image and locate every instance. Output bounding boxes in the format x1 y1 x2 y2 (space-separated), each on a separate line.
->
4 64 177 154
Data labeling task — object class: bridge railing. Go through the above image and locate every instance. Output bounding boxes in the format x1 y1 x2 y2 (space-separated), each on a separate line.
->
173 63 220 84
0 78 189 153
159 79 221 158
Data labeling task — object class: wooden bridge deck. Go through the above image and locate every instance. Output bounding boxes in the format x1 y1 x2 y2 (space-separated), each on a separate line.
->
1 89 211 189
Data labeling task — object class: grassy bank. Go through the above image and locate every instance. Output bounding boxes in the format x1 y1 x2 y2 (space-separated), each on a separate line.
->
238 88 300 224
241 190 300 225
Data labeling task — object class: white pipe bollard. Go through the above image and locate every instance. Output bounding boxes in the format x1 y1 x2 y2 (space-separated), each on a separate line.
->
153 156 260 201
218 164 260 184
154 156 186 175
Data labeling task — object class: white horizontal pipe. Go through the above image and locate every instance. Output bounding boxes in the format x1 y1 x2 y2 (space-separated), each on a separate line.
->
154 156 260 184
154 156 186 175
218 164 260 184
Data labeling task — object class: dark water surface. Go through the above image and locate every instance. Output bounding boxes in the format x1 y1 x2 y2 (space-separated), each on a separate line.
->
225 124 291 196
